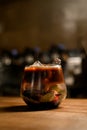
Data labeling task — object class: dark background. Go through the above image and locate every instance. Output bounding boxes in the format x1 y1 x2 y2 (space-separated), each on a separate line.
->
0 0 87 98
0 0 87 51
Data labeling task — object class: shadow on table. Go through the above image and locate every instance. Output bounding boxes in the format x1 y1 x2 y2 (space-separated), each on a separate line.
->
0 105 62 113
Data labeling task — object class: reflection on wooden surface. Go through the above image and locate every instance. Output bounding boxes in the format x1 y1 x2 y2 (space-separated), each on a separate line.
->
0 97 87 130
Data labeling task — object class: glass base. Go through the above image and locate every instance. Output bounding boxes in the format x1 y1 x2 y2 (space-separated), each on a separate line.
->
23 97 60 110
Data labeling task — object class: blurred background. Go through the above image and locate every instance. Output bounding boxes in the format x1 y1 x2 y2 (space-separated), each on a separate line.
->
0 0 87 98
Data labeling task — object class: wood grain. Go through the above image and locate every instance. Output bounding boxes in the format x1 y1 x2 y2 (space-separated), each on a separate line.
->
0 97 87 130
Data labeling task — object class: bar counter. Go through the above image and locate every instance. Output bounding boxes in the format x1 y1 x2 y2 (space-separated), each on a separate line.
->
0 97 87 130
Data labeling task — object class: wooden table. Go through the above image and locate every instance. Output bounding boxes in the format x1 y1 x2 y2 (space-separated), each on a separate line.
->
0 97 87 130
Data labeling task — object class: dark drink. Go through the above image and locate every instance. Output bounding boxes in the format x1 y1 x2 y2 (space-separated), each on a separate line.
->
21 61 67 109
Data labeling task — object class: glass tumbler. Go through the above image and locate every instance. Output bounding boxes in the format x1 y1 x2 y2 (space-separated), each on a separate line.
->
21 59 67 109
